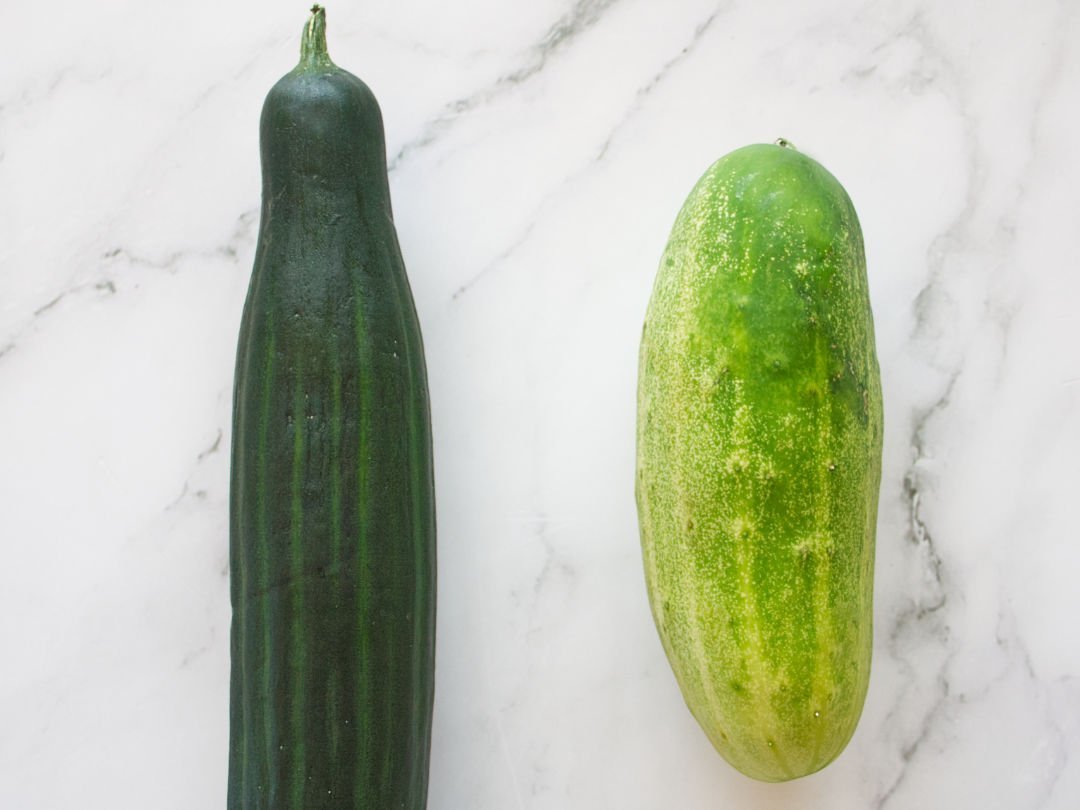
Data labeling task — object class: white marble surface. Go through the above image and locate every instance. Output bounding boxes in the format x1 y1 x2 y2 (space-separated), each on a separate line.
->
2 0 1078 807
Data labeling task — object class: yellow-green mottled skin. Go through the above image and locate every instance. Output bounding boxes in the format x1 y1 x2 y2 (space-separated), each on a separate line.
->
636 143 883 782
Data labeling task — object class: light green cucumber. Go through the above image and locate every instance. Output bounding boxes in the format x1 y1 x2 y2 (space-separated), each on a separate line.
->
636 142 883 782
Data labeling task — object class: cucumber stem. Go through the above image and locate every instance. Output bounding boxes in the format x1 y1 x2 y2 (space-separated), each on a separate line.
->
300 5 334 69
775 138 797 150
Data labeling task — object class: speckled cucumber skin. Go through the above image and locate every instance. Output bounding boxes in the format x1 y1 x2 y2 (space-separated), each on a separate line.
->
636 143 883 782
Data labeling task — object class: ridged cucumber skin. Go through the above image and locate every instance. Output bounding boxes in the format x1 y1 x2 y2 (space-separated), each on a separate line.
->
228 9 435 809
636 143 882 782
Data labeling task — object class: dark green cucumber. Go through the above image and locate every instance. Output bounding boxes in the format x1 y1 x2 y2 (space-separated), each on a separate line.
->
636 143 882 781
228 7 435 808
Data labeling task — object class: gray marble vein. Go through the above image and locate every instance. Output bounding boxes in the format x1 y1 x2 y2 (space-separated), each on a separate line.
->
593 3 726 162
389 0 624 170
451 3 726 300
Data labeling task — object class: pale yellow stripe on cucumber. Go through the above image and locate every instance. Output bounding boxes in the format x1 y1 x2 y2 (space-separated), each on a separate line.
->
637 322 670 640
683 567 726 750
726 390 793 777
806 322 836 767
671 244 723 725
635 450 662 628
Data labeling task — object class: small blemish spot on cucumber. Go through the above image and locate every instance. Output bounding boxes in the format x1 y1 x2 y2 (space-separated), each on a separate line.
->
828 462 836 471
731 517 754 540
726 450 751 474
814 710 821 718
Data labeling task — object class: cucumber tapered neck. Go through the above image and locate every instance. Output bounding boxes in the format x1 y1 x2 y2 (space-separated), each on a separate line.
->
299 5 334 69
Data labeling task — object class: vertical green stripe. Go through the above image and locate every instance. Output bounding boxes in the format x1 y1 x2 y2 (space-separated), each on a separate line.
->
329 345 344 797
353 276 372 802
230 230 266 810
397 276 426 807
231 383 246 809
259 321 274 805
256 316 276 806
228 330 249 810
331 351 343 572
289 357 307 807
389 242 436 805
412 344 432 806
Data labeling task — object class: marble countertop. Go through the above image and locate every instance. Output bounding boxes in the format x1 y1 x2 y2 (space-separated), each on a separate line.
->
2 0 1078 807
